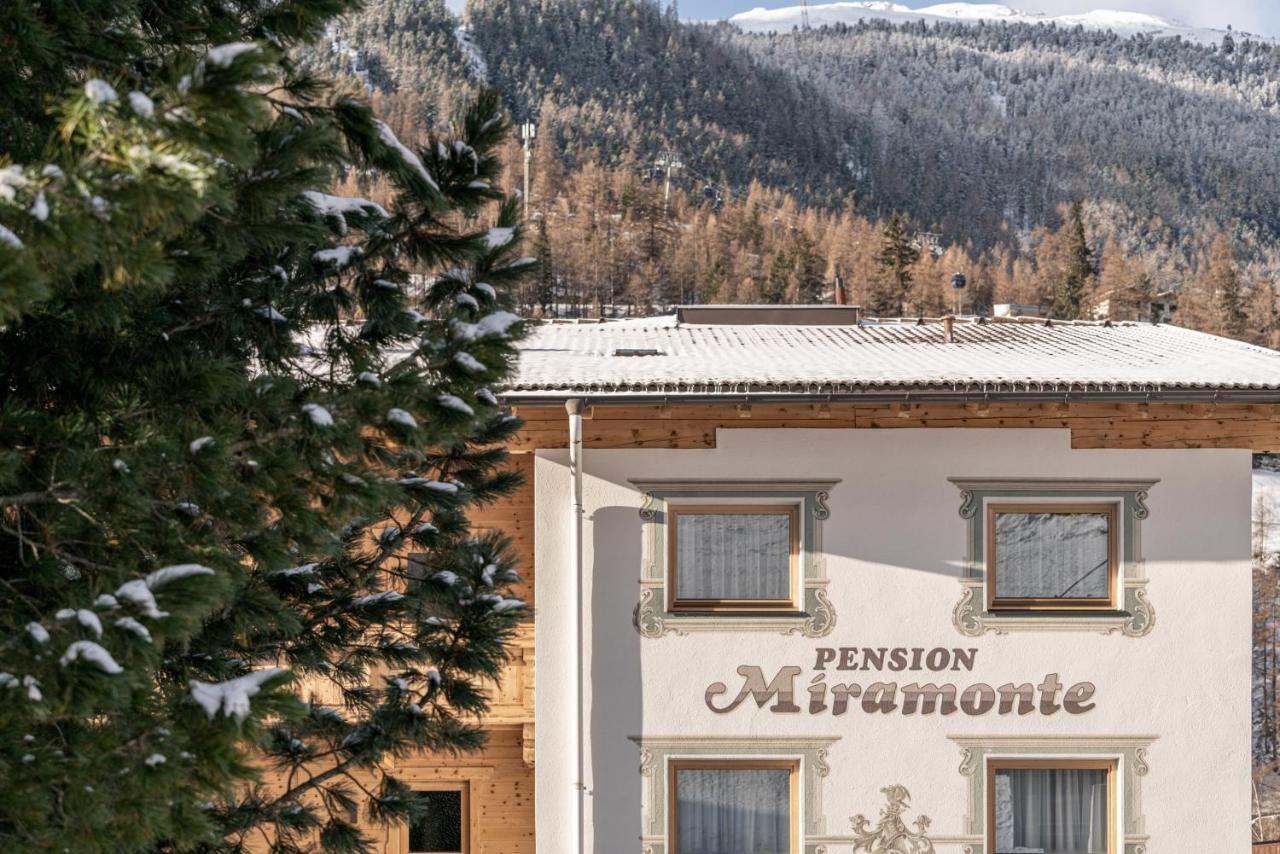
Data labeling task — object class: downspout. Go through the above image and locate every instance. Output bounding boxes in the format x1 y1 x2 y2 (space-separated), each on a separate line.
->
566 398 586 854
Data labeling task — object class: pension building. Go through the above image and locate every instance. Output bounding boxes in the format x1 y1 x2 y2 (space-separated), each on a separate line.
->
385 307 1280 854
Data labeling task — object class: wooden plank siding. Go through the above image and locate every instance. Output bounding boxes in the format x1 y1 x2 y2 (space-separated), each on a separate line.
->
384 725 535 854
247 725 534 854
506 401 1280 452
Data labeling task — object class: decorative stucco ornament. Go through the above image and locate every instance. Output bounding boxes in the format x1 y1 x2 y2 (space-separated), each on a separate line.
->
849 785 935 854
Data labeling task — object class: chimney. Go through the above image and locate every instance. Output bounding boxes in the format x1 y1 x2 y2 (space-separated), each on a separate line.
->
943 315 955 343
833 275 846 306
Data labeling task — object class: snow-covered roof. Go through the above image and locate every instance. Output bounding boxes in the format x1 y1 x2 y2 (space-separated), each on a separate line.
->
507 314 1280 401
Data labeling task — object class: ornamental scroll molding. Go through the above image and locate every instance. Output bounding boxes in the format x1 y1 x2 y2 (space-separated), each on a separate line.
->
629 479 840 638
850 785 935 854
948 477 1159 638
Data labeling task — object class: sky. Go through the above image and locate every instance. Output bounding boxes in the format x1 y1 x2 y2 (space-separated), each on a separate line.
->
672 0 1279 36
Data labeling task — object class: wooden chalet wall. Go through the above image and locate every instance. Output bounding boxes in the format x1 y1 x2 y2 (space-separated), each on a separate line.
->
508 401 1280 453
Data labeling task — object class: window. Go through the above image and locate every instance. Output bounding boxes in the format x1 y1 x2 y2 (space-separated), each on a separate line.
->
633 480 838 638
950 478 1156 636
669 760 799 854
987 503 1118 610
988 760 1115 854
405 785 468 854
667 505 800 612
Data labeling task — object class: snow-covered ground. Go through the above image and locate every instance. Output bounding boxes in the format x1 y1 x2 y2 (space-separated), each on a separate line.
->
728 2 1260 44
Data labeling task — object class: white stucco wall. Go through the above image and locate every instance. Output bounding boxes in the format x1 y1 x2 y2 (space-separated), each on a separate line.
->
533 427 1252 852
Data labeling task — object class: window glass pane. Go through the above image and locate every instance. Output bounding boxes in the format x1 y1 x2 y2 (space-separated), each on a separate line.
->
408 790 462 853
676 767 791 854
675 512 791 600
994 767 1109 854
994 512 1110 601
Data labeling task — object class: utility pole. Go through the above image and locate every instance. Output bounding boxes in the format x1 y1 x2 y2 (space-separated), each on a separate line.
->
654 150 683 216
520 121 536 219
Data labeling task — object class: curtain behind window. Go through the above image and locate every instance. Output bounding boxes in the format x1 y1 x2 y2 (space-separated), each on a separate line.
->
675 767 790 854
993 512 1110 600
675 513 790 600
993 767 1108 853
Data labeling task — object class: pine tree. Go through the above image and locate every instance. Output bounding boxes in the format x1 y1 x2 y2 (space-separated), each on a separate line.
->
873 212 920 316
0 3 535 851
1050 201 1095 320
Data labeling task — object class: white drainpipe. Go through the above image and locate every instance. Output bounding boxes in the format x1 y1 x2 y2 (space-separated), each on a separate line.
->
566 398 586 854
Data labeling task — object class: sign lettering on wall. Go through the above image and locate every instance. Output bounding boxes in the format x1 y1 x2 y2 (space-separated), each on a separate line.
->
705 646 1097 717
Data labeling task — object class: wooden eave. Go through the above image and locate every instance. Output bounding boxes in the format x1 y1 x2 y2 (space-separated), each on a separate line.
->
502 401 1280 453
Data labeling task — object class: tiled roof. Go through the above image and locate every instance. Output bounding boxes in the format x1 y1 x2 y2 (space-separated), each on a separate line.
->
507 315 1280 400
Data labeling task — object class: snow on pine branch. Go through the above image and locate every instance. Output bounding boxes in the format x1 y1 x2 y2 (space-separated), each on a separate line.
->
452 311 521 342
386 408 417 429
146 564 215 588
301 403 333 427
484 227 514 249
60 641 124 674
190 668 287 722
127 91 154 119
302 191 388 220
351 590 404 607
269 563 318 578
437 394 474 415
313 245 362 268
302 191 388 235
84 79 118 104
56 608 103 637
0 225 24 250
206 42 259 68
115 564 214 619
373 120 438 191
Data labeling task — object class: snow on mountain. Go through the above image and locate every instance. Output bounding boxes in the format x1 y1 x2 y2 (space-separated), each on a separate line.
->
728 2 1244 44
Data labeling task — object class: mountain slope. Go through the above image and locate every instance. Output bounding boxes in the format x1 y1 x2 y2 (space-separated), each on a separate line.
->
314 0 1280 271
720 17 1280 260
465 0 863 199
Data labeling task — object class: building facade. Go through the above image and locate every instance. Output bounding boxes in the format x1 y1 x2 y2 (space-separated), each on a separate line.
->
385 309 1280 853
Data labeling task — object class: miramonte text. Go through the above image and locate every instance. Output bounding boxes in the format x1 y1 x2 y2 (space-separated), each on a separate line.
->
705 646 1097 717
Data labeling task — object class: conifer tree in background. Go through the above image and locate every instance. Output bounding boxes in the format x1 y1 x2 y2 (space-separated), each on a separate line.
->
1208 233 1250 340
1050 201 1096 320
873 212 920 316
531 216 557 316
0 2 534 850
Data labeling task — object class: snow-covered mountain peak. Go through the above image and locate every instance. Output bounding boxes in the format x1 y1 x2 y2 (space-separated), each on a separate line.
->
729 2 1239 44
